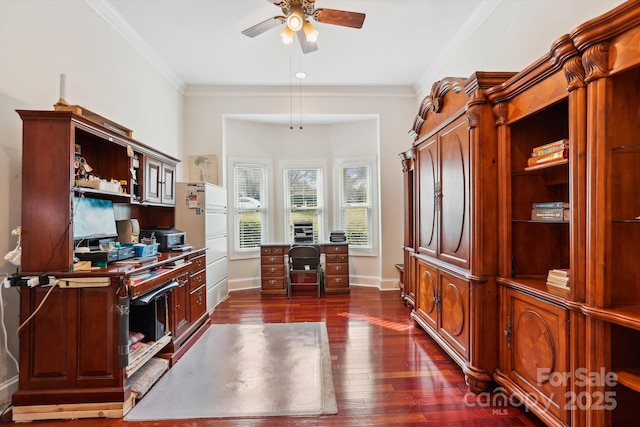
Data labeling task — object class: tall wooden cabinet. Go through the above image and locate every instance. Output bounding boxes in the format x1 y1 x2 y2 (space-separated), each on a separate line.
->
486 2 639 426
403 72 514 392
12 110 209 421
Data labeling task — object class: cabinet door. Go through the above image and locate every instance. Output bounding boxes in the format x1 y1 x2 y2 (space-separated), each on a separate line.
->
438 119 470 268
170 273 190 340
18 286 121 392
415 259 438 330
438 272 469 359
189 284 206 323
502 288 569 423
144 157 162 204
416 138 438 257
161 162 176 205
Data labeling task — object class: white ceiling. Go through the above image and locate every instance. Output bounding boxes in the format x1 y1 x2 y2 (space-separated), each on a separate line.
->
96 0 624 96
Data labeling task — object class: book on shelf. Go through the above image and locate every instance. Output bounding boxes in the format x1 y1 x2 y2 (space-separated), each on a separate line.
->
546 268 570 289
532 201 570 209
531 138 569 157
527 149 568 167
531 208 570 221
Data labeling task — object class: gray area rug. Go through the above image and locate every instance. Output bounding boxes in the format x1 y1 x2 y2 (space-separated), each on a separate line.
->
125 322 337 420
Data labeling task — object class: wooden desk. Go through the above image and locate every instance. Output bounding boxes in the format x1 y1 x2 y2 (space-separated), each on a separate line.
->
260 243 349 297
12 248 208 421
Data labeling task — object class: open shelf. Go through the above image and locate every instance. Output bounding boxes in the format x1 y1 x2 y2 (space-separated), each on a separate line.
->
616 369 640 393
126 334 172 377
581 305 640 331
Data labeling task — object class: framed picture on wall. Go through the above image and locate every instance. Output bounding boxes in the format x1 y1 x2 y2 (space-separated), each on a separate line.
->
188 154 218 184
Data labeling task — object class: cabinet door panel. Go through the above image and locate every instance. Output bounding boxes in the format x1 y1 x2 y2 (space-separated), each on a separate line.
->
417 139 438 256
189 285 206 322
439 120 470 268
506 290 569 423
170 273 190 340
145 157 161 204
439 273 469 359
161 163 176 205
415 260 438 330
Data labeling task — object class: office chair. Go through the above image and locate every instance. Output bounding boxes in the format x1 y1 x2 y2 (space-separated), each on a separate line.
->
287 244 323 298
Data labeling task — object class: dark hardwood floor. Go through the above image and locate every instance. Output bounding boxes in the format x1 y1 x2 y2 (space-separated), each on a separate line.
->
2 286 545 426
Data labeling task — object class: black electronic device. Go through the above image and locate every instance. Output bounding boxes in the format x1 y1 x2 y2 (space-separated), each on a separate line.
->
140 227 186 252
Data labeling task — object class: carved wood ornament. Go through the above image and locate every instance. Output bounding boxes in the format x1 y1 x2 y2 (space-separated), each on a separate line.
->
409 78 465 140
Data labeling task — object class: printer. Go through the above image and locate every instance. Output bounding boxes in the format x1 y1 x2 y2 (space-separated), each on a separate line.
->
140 227 186 252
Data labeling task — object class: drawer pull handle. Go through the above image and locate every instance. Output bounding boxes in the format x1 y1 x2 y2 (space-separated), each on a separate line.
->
335 266 341 271
269 268 276 273
269 279 277 285
335 278 342 283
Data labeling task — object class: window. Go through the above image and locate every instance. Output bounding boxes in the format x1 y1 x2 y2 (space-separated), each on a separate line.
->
283 168 324 243
233 163 268 252
339 164 372 249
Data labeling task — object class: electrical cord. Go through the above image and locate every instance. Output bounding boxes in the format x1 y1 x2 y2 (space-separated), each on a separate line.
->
0 401 12 423
0 285 19 372
15 282 59 336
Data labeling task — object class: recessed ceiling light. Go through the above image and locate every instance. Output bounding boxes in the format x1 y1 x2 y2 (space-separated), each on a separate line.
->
295 72 307 79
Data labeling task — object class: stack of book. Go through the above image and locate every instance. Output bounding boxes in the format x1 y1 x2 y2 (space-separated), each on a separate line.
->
525 138 569 170
531 201 570 221
546 268 570 289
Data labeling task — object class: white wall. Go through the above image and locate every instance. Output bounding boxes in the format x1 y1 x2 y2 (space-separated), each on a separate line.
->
0 0 182 404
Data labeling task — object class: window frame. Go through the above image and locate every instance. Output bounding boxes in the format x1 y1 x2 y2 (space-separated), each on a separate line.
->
228 158 271 259
279 160 327 245
335 158 377 255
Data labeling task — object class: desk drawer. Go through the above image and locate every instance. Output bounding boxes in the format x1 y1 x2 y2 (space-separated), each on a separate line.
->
190 254 206 272
325 263 348 275
325 244 348 254
326 254 348 263
190 270 206 291
261 246 285 256
261 255 283 265
262 277 285 290
325 275 349 288
262 264 284 277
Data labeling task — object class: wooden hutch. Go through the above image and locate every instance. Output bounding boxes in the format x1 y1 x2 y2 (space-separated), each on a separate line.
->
401 72 515 393
12 110 209 421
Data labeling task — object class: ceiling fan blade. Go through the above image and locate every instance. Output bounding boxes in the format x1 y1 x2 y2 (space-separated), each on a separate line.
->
313 8 365 29
297 30 318 54
241 16 285 38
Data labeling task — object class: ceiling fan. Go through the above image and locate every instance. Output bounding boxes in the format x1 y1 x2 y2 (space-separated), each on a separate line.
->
241 0 366 54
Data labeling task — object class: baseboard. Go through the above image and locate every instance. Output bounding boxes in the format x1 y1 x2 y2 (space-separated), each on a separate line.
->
0 375 17 406
229 277 400 292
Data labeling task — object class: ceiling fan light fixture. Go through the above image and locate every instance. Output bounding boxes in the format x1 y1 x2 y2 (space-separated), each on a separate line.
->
303 21 318 43
286 9 304 32
280 26 294 44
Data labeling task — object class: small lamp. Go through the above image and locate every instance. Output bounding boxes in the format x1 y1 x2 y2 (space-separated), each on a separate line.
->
303 21 318 42
281 26 294 44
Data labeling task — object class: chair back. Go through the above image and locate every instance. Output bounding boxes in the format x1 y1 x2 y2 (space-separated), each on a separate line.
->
289 245 320 270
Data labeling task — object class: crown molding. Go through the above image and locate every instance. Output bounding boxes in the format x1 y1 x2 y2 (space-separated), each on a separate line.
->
183 85 417 98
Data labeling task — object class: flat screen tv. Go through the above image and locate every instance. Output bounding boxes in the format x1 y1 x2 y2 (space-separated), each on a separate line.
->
72 196 118 241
